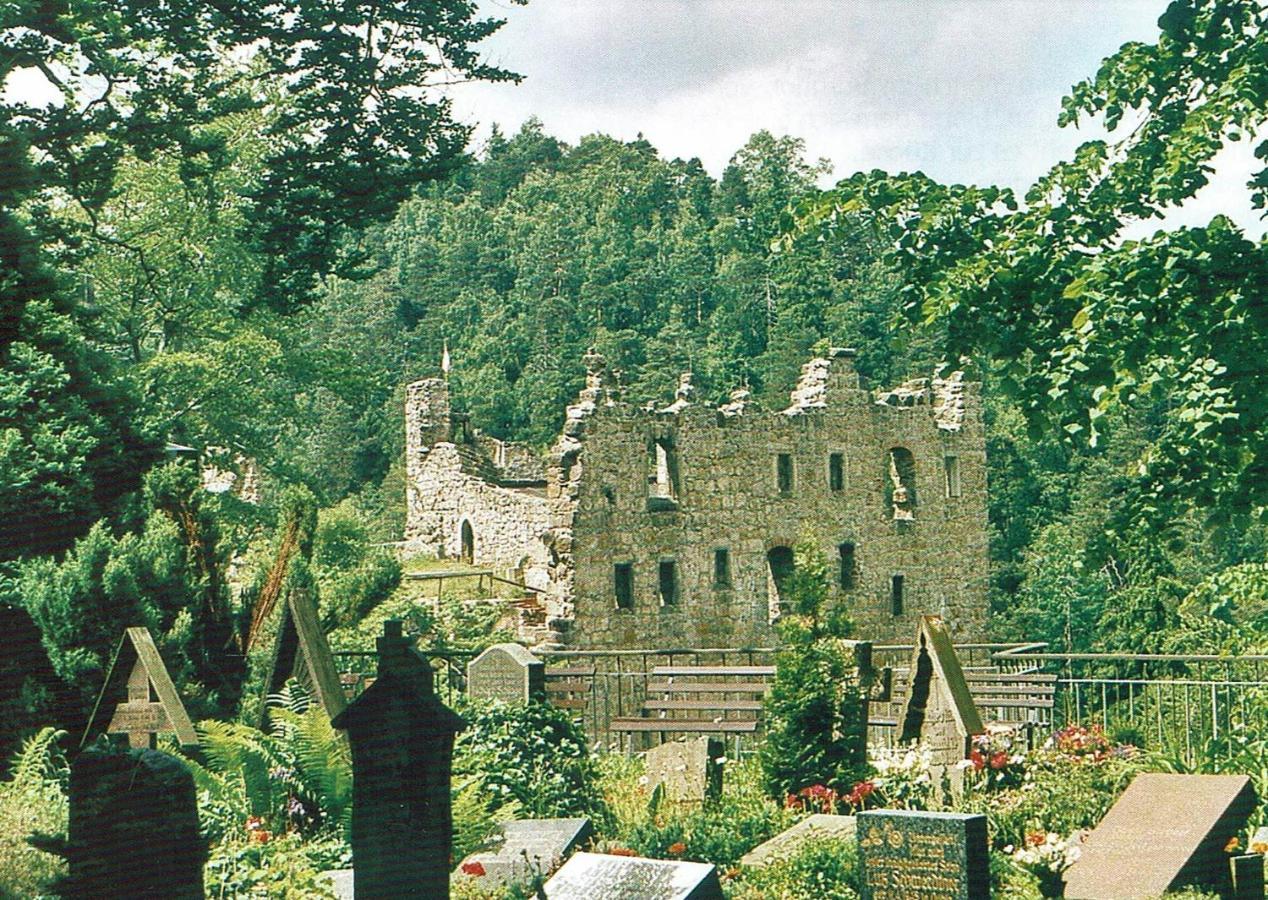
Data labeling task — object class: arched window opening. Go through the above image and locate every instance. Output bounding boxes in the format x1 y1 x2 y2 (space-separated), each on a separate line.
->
460 520 475 565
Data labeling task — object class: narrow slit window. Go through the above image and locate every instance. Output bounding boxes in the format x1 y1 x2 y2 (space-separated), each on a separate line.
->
838 542 856 590
614 563 634 610
714 548 731 588
829 453 845 492
658 560 678 606
646 436 680 509
890 574 905 616
944 455 961 498
776 453 794 495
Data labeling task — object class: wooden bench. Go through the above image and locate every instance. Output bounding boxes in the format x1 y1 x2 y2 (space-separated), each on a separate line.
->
868 671 1056 734
610 665 775 739
545 665 595 711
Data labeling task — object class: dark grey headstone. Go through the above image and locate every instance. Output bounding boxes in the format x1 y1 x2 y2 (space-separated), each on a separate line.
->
1232 853 1265 900
740 814 857 868
857 809 988 900
544 851 723 899
646 737 723 804
1064 773 1257 899
34 746 205 899
467 643 546 704
455 817 593 887
330 620 465 899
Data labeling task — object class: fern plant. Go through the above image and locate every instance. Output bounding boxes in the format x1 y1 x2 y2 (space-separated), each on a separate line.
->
183 680 352 845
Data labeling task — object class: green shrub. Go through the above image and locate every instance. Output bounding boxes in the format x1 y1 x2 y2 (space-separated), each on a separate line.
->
454 700 602 820
204 832 341 899
760 543 866 801
0 728 68 899
726 836 859 899
314 500 401 631
616 758 794 871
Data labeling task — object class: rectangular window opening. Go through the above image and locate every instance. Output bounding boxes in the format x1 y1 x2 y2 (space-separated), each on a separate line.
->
776 453 794 495
829 453 845 492
658 560 678 606
890 574 905 616
614 563 634 610
944 455 962 498
714 548 731 588
838 543 856 590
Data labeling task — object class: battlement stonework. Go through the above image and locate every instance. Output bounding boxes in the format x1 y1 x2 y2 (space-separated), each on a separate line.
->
404 348 989 648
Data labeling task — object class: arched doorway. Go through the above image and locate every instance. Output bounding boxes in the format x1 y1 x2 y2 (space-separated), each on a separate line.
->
460 520 475 565
766 546 795 619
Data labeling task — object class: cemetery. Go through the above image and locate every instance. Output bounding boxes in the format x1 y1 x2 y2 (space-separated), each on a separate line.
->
4 0 1268 898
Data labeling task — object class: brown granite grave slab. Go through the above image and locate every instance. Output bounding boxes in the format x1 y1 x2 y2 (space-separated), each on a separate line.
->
1063 773 1257 899
740 814 857 868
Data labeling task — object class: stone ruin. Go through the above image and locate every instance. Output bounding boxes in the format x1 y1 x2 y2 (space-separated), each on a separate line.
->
404 348 990 649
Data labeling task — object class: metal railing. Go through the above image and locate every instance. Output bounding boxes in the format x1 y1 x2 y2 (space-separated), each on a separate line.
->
993 647 1268 764
333 641 1268 764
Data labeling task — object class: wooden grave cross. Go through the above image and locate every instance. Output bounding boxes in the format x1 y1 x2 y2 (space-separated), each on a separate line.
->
88 626 199 749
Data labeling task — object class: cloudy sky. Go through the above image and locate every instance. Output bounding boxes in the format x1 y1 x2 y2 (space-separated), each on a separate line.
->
448 0 1264 238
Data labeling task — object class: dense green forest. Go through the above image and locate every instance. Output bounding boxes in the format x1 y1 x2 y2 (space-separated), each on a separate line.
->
3 0 1268 766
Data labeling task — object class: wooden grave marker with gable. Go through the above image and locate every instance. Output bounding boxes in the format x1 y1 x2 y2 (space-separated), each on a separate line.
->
262 586 347 726
899 616 984 788
84 627 198 749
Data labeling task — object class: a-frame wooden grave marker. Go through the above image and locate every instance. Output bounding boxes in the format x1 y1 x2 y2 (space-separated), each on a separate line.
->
899 615 984 786
262 586 347 726
83 626 199 749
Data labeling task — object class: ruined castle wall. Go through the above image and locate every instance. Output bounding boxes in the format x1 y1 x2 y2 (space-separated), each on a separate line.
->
405 444 553 586
562 373 988 648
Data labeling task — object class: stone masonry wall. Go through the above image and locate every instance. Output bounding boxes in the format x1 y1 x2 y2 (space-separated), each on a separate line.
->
403 350 990 649
552 351 988 648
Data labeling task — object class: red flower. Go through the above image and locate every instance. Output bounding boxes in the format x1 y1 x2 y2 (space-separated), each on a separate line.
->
244 815 264 832
969 750 985 771
1026 831 1045 848
989 751 1008 770
608 847 637 857
251 829 271 844
461 861 487 877
847 780 876 806
667 842 686 856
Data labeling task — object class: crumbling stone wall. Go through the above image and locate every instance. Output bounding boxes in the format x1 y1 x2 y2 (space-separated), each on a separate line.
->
404 348 990 648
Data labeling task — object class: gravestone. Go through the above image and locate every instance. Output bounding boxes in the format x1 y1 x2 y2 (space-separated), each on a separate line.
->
899 616 983 788
320 868 354 900
82 626 198 749
1063 773 1257 899
467 642 546 704
456 817 593 888
263 585 347 726
646 736 723 804
1232 853 1265 900
857 809 989 900
31 745 205 898
544 852 724 899
740 814 857 868
330 620 465 899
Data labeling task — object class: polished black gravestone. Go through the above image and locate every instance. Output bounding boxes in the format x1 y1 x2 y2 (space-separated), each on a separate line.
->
857 809 989 900
32 745 205 899
456 817 593 887
331 620 465 899
543 851 724 899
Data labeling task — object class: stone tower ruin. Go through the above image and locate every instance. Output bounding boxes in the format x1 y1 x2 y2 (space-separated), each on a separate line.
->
404 348 989 648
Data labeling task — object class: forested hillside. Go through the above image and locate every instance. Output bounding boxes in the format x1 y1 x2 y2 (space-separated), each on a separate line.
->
3 0 1266 777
